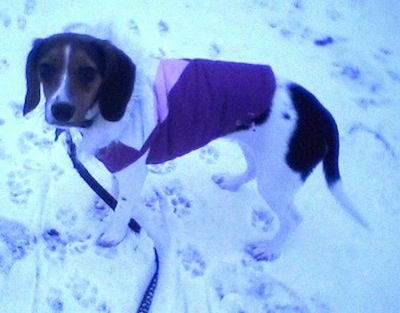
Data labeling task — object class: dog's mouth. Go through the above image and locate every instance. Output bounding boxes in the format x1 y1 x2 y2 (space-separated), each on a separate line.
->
46 117 95 129
82 104 99 126
81 118 95 128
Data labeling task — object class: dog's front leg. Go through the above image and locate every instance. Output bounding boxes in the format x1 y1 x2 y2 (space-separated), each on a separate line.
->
97 154 148 247
96 153 185 310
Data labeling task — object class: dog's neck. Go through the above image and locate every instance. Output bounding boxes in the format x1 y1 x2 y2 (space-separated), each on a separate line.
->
77 115 123 156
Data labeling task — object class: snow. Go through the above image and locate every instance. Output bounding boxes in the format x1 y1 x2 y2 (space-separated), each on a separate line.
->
1 0 399 312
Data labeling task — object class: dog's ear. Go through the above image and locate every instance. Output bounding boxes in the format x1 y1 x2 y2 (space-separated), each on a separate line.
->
23 38 44 116
97 41 136 122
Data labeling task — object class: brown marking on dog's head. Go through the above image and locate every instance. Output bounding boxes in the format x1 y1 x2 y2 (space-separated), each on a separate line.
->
23 33 136 126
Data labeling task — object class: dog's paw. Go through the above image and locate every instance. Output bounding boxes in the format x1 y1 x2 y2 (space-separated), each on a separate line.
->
97 225 128 247
245 241 282 262
198 145 219 164
212 173 242 191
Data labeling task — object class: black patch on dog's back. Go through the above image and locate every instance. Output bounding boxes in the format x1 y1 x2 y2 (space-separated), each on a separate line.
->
286 83 340 183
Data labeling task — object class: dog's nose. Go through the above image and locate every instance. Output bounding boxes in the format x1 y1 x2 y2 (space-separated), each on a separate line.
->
51 102 75 122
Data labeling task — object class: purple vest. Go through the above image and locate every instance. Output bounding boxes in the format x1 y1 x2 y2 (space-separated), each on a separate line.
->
96 59 276 173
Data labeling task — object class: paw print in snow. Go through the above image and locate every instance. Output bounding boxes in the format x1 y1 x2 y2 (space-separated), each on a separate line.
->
163 186 192 217
18 132 37 153
128 19 140 34
251 206 275 233
24 0 36 15
7 170 32 205
0 218 36 274
18 131 53 154
68 278 94 307
47 288 64 313
42 229 67 263
0 137 10 160
0 12 11 28
158 20 169 33
0 241 13 274
17 16 26 30
56 208 78 228
211 261 310 313
199 145 220 164
67 277 110 312
43 226 91 260
178 245 206 277
143 191 162 213
68 232 92 255
147 161 176 175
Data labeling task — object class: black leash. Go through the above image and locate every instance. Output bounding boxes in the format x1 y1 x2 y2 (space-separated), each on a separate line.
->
63 130 158 313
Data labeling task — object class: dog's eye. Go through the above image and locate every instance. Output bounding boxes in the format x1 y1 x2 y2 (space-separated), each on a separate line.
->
77 66 97 85
39 63 56 82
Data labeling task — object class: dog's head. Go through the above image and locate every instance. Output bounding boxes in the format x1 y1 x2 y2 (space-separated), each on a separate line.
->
23 33 136 127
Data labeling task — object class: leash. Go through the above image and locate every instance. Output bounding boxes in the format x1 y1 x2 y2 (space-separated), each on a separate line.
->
62 130 158 313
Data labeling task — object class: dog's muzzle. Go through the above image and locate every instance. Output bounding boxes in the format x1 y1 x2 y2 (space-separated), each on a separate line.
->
51 102 75 122
50 102 95 128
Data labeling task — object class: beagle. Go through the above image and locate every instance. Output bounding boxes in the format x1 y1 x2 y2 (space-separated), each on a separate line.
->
23 32 368 263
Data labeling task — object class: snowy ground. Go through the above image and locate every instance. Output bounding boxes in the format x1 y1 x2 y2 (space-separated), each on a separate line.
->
1 0 400 312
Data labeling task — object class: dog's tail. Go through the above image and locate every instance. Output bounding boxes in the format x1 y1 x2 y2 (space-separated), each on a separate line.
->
323 117 370 230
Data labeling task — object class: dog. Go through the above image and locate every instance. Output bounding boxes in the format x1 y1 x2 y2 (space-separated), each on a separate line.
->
23 31 368 310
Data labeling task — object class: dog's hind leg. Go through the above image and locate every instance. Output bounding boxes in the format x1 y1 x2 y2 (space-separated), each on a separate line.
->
246 202 302 261
212 140 256 191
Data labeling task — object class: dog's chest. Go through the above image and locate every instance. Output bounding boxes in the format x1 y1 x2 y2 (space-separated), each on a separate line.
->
96 59 276 172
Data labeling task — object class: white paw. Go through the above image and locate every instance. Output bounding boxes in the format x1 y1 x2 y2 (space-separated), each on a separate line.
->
212 173 242 191
245 241 282 262
97 224 128 247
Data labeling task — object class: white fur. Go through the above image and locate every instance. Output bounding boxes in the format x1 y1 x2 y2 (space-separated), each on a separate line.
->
46 45 71 124
329 181 370 230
